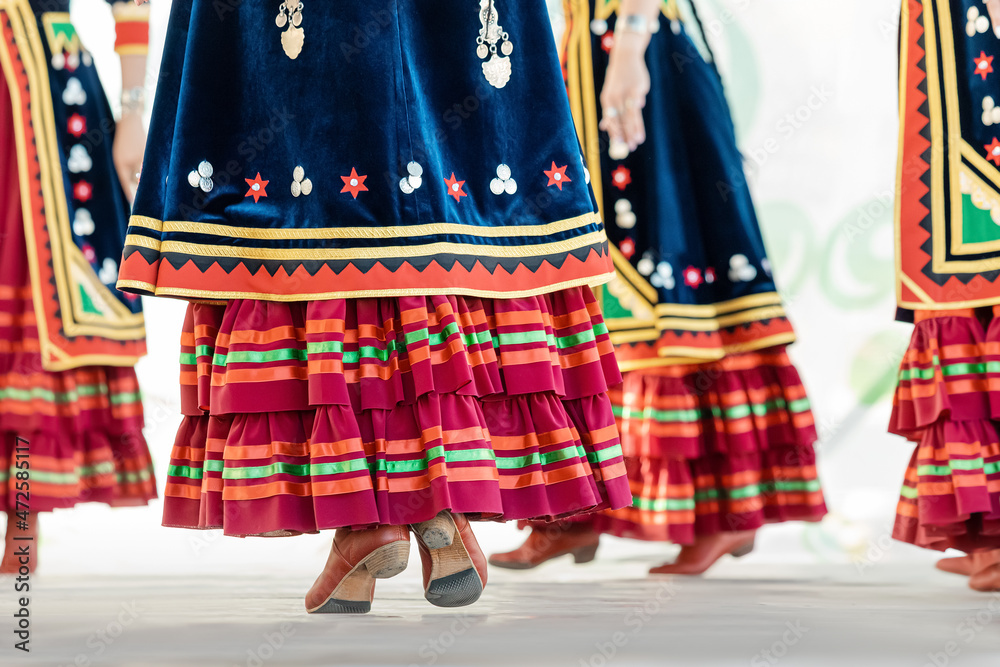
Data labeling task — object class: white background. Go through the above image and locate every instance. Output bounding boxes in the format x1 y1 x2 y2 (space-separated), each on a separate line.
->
42 0 926 576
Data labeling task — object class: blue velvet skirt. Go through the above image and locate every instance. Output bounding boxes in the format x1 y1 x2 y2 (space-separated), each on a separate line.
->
120 0 614 301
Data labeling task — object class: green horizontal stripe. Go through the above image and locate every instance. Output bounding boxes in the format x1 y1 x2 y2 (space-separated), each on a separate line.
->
117 468 154 484
899 485 918 499
179 352 197 365
168 464 203 480
214 347 308 367
26 461 116 486
110 391 142 405
587 445 623 465
0 384 110 405
898 357 1000 382
208 322 609 368
632 495 695 512
916 458 1000 477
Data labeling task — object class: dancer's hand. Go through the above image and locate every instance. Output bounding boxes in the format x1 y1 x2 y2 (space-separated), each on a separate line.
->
988 0 1000 35
114 110 146 203
599 34 651 154
134 0 148 5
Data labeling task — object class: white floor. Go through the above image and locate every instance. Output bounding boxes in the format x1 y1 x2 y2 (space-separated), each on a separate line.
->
2 549 999 667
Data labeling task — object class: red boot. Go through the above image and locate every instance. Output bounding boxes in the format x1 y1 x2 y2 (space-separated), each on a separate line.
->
488 524 599 570
649 530 756 576
305 525 410 614
411 512 487 608
936 556 975 576
1 511 38 575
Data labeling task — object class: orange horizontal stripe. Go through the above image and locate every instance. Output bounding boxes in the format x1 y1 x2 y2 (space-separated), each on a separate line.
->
312 475 375 496
165 482 202 500
211 366 308 385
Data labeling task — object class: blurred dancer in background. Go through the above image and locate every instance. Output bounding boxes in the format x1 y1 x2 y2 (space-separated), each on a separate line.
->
491 0 827 575
0 0 157 573
891 0 1000 592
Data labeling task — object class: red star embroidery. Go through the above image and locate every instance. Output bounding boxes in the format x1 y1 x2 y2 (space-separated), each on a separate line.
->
976 52 995 81
444 172 467 203
67 113 86 138
73 180 93 202
611 166 632 191
683 266 703 289
986 137 1000 165
244 173 269 203
619 238 636 259
81 243 96 264
601 32 615 54
544 162 572 190
340 168 369 199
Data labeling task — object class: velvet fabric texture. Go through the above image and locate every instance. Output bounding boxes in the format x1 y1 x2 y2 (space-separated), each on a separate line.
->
120 0 613 301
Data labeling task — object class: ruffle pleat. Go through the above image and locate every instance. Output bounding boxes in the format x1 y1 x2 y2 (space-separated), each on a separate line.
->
163 288 632 536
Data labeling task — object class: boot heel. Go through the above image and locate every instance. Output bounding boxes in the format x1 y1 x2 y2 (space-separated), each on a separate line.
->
365 541 411 579
572 543 599 564
730 538 755 559
412 512 457 550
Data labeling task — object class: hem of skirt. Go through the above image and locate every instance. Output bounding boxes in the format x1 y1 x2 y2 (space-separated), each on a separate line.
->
117 271 616 302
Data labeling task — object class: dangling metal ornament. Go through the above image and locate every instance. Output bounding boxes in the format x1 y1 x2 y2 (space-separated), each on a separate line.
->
276 2 305 59
477 0 513 89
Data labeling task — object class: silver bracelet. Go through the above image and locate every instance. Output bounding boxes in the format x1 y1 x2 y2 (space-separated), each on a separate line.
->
121 86 145 113
620 14 661 35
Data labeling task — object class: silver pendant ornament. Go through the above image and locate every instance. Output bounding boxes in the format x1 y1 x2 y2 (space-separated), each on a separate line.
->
477 0 513 89
276 2 305 60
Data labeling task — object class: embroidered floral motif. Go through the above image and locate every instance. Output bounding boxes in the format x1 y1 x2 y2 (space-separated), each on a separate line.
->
187 161 215 193
81 243 96 263
291 166 313 197
619 238 635 259
399 161 423 194
967 6 992 37
490 164 517 195
984 97 1000 126
761 258 773 277
985 137 1000 166
340 168 368 199
611 165 631 191
600 31 614 54
976 52 995 81
245 173 269 202
614 198 636 229
590 18 608 35
67 113 86 138
637 252 655 277
73 180 93 202
544 162 571 190
683 266 703 288
444 172 468 203
581 155 591 185
705 267 717 284
62 77 86 105
651 261 675 290
67 145 92 174
98 258 118 285
729 254 758 282
72 208 94 236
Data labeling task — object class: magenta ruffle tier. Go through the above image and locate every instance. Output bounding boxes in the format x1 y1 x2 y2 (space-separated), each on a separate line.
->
161 288 633 536
890 309 1000 552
